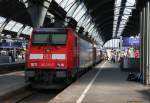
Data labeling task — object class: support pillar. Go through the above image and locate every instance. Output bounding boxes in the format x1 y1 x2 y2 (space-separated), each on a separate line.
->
142 1 150 85
147 1 150 85
140 11 143 83
145 2 149 85
143 6 147 85
27 0 52 27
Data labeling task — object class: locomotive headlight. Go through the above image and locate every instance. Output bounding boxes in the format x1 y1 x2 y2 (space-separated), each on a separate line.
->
31 63 38 67
56 62 61 67
46 49 50 52
52 54 65 59
61 63 64 67
56 62 64 67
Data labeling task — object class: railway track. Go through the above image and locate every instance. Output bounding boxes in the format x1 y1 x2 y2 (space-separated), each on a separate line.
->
2 88 63 103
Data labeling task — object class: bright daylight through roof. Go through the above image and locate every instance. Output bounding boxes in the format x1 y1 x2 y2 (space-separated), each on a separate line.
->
113 0 136 37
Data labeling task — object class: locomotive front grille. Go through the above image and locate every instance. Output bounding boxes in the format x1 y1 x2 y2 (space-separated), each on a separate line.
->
26 69 68 83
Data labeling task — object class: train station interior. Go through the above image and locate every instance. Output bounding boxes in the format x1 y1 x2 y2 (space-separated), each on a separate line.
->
0 0 150 103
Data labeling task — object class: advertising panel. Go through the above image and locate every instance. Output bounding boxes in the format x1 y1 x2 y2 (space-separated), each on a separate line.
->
122 37 140 48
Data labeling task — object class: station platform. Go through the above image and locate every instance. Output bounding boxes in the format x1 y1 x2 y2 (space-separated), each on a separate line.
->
49 61 150 103
0 61 25 66
0 71 27 101
0 61 25 74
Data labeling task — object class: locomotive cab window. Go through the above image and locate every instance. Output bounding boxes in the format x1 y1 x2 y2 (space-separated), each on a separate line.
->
32 32 67 45
51 34 66 45
32 34 49 44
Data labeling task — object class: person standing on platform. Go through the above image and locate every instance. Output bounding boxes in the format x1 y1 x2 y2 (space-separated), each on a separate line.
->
134 50 139 59
8 50 12 62
9 50 15 62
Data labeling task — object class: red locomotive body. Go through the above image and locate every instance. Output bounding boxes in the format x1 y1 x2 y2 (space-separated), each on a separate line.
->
25 28 101 88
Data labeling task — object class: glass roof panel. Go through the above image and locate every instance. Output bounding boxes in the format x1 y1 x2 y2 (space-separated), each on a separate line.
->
25 27 33 35
60 0 69 8
122 15 129 20
113 0 122 37
127 0 136 5
126 0 136 6
72 4 83 18
114 15 119 20
113 0 136 37
88 24 94 32
0 16 6 27
75 7 86 21
116 0 122 7
67 2 79 17
115 8 120 14
56 0 103 44
11 23 23 32
84 17 91 26
4 20 16 31
64 0 76 11
113 20 117 24
55 0 63 4
120 22 126 25
104 39 120 48
22 26 31 35
82 16 90 27
119 25 125 28
78 14 87 26
123 8 131 14
84 22 91 31
84 22 91 30
75 9 86 21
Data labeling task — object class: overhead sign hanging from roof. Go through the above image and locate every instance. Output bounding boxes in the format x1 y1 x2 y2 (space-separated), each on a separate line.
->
122 36 140 48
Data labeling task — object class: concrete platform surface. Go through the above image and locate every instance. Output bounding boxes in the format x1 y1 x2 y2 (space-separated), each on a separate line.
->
0 61 25 66
49 61 150 103
0 71 27 101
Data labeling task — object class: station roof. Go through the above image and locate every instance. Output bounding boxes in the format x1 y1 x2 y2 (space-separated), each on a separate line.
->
0 16 33 36
0 0 148 43
0 0 33 38
122 0 147 37
84 0 147 41
0 0 32 26
83 0 115 41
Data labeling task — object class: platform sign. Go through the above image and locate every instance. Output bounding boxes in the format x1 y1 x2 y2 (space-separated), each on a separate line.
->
0 40 26 48
122 37 140 48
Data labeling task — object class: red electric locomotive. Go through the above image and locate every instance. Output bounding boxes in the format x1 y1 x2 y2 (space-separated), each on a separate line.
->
25 28 101 88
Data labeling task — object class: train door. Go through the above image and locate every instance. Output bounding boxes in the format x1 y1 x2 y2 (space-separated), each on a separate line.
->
75 36 79 73
93 45 96 65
